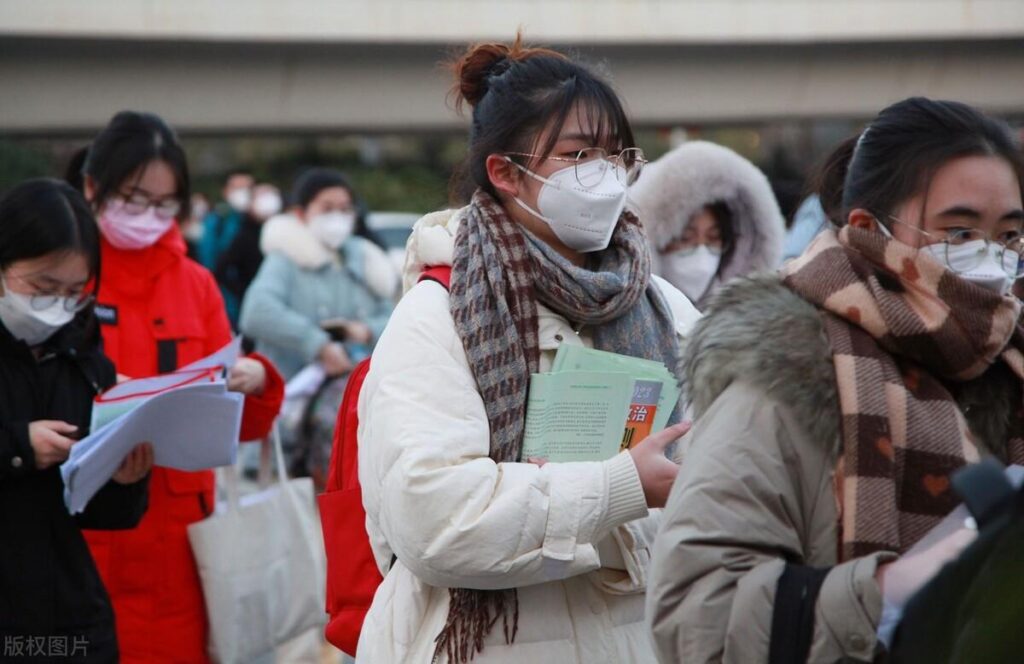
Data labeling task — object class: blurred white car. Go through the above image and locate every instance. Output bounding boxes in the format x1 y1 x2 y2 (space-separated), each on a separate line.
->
366 211 420 276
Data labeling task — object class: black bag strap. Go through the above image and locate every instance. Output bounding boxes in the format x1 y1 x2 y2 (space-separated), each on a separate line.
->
952 457 1014 530
769 564 831 664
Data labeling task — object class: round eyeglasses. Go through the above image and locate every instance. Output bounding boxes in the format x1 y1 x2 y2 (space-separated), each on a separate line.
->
115 193 182 220
1 274 95 313
888 216 1024 277
505 147 648 189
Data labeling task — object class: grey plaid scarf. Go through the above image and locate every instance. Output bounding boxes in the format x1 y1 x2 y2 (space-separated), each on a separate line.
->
435 189 680 662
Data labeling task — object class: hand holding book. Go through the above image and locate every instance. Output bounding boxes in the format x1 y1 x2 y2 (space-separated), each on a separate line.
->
521 345 684 464
629 421 691 508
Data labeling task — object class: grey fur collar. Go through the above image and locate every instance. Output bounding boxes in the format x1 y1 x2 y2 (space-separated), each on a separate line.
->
683 275 1022 460
682 275 840 453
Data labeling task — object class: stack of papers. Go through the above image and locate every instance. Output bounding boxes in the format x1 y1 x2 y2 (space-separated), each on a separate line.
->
521 345 680 463
61 338 245 514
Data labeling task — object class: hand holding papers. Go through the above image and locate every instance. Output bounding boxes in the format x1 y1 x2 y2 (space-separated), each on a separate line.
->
60 339 246 514
521 345 682 463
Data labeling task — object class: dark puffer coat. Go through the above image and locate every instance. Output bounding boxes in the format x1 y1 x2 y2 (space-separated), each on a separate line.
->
0 315 148 663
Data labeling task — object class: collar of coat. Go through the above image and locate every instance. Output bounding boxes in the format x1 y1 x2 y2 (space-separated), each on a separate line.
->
260 213 399 300
682 275 1021 460
0 310 95 362
100 225 187 299
260 213 339 270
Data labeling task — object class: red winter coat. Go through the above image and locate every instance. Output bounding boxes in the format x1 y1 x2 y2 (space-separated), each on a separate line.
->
83 226 284 663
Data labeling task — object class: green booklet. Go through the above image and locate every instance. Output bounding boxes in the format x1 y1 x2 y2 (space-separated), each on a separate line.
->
521 346 680 463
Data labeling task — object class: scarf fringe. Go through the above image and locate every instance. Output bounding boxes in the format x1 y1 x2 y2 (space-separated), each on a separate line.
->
433 589 519 663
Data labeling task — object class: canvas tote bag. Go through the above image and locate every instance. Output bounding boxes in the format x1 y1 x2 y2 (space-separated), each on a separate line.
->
188 425 326 663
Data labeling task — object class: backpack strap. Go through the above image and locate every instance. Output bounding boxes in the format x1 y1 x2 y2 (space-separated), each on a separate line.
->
325 358 373 492
952 456 1014 530
768 564 830 664
419 265 452 291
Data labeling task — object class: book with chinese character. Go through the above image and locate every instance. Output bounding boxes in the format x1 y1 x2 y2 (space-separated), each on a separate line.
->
553 345 679 450
521 346 681 462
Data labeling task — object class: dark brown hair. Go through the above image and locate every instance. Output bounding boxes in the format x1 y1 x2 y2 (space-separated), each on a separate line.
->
78 111 192 222
818 97 1024 227
448 35 636 201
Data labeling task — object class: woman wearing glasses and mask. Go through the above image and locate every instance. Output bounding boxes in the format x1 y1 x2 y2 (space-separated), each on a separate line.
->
353 38 700 663
1 179 153 663
647 97 1024 663
69 111 284 664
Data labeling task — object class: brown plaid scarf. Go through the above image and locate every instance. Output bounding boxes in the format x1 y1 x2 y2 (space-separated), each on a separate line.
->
437 190 680 662
783 225 1024 560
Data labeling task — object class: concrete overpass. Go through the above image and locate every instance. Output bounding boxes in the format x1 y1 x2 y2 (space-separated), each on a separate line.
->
2 0 1023 134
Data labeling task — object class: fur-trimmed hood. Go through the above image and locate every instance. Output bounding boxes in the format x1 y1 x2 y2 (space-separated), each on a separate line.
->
683 274 1022 458
399 207 461 294
260 212 399 299
630 141 785 304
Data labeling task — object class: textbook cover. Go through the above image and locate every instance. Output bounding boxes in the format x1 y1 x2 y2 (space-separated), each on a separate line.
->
521 346 679 462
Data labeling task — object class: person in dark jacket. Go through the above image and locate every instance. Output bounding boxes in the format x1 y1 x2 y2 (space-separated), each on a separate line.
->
0 179 152 663
214 182 281 329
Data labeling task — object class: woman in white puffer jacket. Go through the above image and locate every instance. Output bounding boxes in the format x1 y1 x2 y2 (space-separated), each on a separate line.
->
355 38 700 663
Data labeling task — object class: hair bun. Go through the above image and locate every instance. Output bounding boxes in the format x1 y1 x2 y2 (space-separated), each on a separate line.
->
451 42 513 110
448 34 566 112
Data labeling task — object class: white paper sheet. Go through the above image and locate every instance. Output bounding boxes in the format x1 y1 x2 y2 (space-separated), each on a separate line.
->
181 338 242 372
62 383 244 514
89 337 242 432
284 363 327 400
180 336 242 373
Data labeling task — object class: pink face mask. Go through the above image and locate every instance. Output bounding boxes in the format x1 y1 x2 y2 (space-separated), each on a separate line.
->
98 200 175 250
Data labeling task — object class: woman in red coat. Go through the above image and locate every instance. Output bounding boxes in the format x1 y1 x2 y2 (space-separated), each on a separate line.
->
74 111 285 663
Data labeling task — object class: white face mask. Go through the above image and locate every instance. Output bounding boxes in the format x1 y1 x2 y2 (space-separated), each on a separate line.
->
191 201 209 222
226 188 251 212
660 245 721 302
252 191 282 219
0 276 76 346
309 211 356 250
506 158 628 253
877 222 1017 296
920 240 1017 296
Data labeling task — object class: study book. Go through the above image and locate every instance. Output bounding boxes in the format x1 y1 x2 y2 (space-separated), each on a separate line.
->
521 346 680 462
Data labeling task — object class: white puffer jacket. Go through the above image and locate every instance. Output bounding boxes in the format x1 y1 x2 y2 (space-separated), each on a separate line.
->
356 208 701 663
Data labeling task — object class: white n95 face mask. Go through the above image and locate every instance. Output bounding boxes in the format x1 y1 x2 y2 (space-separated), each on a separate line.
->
226 188 251 212
660 245 721 302
252 192 282 219
0 279 76 346
920 240 1016 296
507 158 628 253
309 211 356 250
